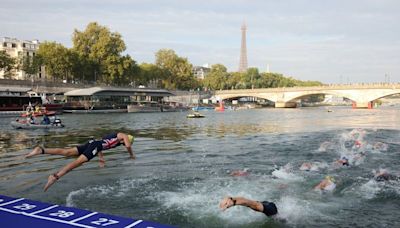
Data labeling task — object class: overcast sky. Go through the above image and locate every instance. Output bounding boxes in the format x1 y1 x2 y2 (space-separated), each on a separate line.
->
1 0 399 83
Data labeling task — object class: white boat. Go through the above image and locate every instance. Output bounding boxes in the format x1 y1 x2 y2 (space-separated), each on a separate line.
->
11 120 65 129
186 112 205 118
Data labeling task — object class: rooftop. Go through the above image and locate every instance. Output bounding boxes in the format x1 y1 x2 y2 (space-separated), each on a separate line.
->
64 87 175 97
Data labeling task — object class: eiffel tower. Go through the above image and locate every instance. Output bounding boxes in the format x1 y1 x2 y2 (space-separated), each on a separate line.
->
238 23 248 72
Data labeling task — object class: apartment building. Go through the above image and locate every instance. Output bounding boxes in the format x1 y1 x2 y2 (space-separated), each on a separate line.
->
193 65 210 80
0 37 46 80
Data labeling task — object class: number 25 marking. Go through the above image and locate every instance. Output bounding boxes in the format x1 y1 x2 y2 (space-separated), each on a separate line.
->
91 218 119 226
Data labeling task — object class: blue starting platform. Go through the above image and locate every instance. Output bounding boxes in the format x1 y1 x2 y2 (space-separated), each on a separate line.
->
0 194 174 228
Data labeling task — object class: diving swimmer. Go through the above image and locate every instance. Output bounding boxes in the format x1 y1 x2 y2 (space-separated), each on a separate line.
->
219 196 278 217
25 132 135 191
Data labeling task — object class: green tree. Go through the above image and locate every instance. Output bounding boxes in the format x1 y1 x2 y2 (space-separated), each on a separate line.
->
112 55 139 85
138 63 166 87
155 49 197 90
37 41 72 81
294 80 323 87
72 22 135 84
204 67 324 90
20 55 42 79
67 50 84 83
202 64 229 90
260 73 296 88
227 72 245 89
245 67 260 89
0 50 16 78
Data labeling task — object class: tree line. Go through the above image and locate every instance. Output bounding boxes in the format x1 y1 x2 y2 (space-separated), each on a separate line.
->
0 22 322 90
202 64 322 90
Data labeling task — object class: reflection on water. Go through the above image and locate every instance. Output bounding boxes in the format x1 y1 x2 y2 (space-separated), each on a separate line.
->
0 106 400 227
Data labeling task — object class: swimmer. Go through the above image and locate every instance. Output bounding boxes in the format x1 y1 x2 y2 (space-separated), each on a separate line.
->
219 196 278 217
25 132 135 191
314 176 336 191
354 140 362 148
230 169 249 177
374 169 399 182
349 128 366 140
300 162 314 171
353 152 366 162
300 162 312 171
373 142 388 151
300 162 327 171
335 157 350 166
318 141 333 152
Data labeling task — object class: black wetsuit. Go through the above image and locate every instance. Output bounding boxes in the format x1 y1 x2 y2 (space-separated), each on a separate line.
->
76 133 122 161
261 201 278 217
375 173 399 182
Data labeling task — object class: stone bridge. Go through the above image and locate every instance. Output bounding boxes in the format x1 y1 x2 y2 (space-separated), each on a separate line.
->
214 83 400 108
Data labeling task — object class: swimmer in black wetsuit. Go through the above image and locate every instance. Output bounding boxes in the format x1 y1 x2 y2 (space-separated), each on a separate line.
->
336 157 350 166
374 169 399 182
25 132 135 191
219 196 278 217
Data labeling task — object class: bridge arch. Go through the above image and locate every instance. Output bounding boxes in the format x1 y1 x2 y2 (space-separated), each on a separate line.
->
216 94 277 103
284 91 356 103
367 91 400 102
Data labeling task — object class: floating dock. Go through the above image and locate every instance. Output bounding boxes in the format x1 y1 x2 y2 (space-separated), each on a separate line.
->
0 194 173 228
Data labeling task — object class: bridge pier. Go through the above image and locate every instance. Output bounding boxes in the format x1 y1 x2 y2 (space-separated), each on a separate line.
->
352 101 373 109
275 101 297 108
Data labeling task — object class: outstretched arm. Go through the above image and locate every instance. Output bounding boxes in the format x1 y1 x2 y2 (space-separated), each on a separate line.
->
314 179 328 190
126 146 135 159
219 196 263 212
118 133 135 159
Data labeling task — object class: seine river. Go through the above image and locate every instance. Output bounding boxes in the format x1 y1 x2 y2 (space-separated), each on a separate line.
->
1 106 400 228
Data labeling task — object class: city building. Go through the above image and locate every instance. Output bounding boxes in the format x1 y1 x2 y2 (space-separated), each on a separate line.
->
193 64 210 80
0 37 46 80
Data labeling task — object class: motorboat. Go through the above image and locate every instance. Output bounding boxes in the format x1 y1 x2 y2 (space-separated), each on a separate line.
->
186 112 205 118
11 119 64 129
192 106 214 111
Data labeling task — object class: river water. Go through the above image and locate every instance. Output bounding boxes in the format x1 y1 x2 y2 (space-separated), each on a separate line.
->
1 106 400 228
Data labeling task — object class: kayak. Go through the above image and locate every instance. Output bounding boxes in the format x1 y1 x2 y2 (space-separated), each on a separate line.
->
11 121 64 129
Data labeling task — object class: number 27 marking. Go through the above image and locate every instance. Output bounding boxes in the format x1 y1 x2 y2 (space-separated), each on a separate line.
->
91 218 119 226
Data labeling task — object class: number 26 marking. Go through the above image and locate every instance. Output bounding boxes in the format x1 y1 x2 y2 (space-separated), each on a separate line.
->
91 218 119 226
